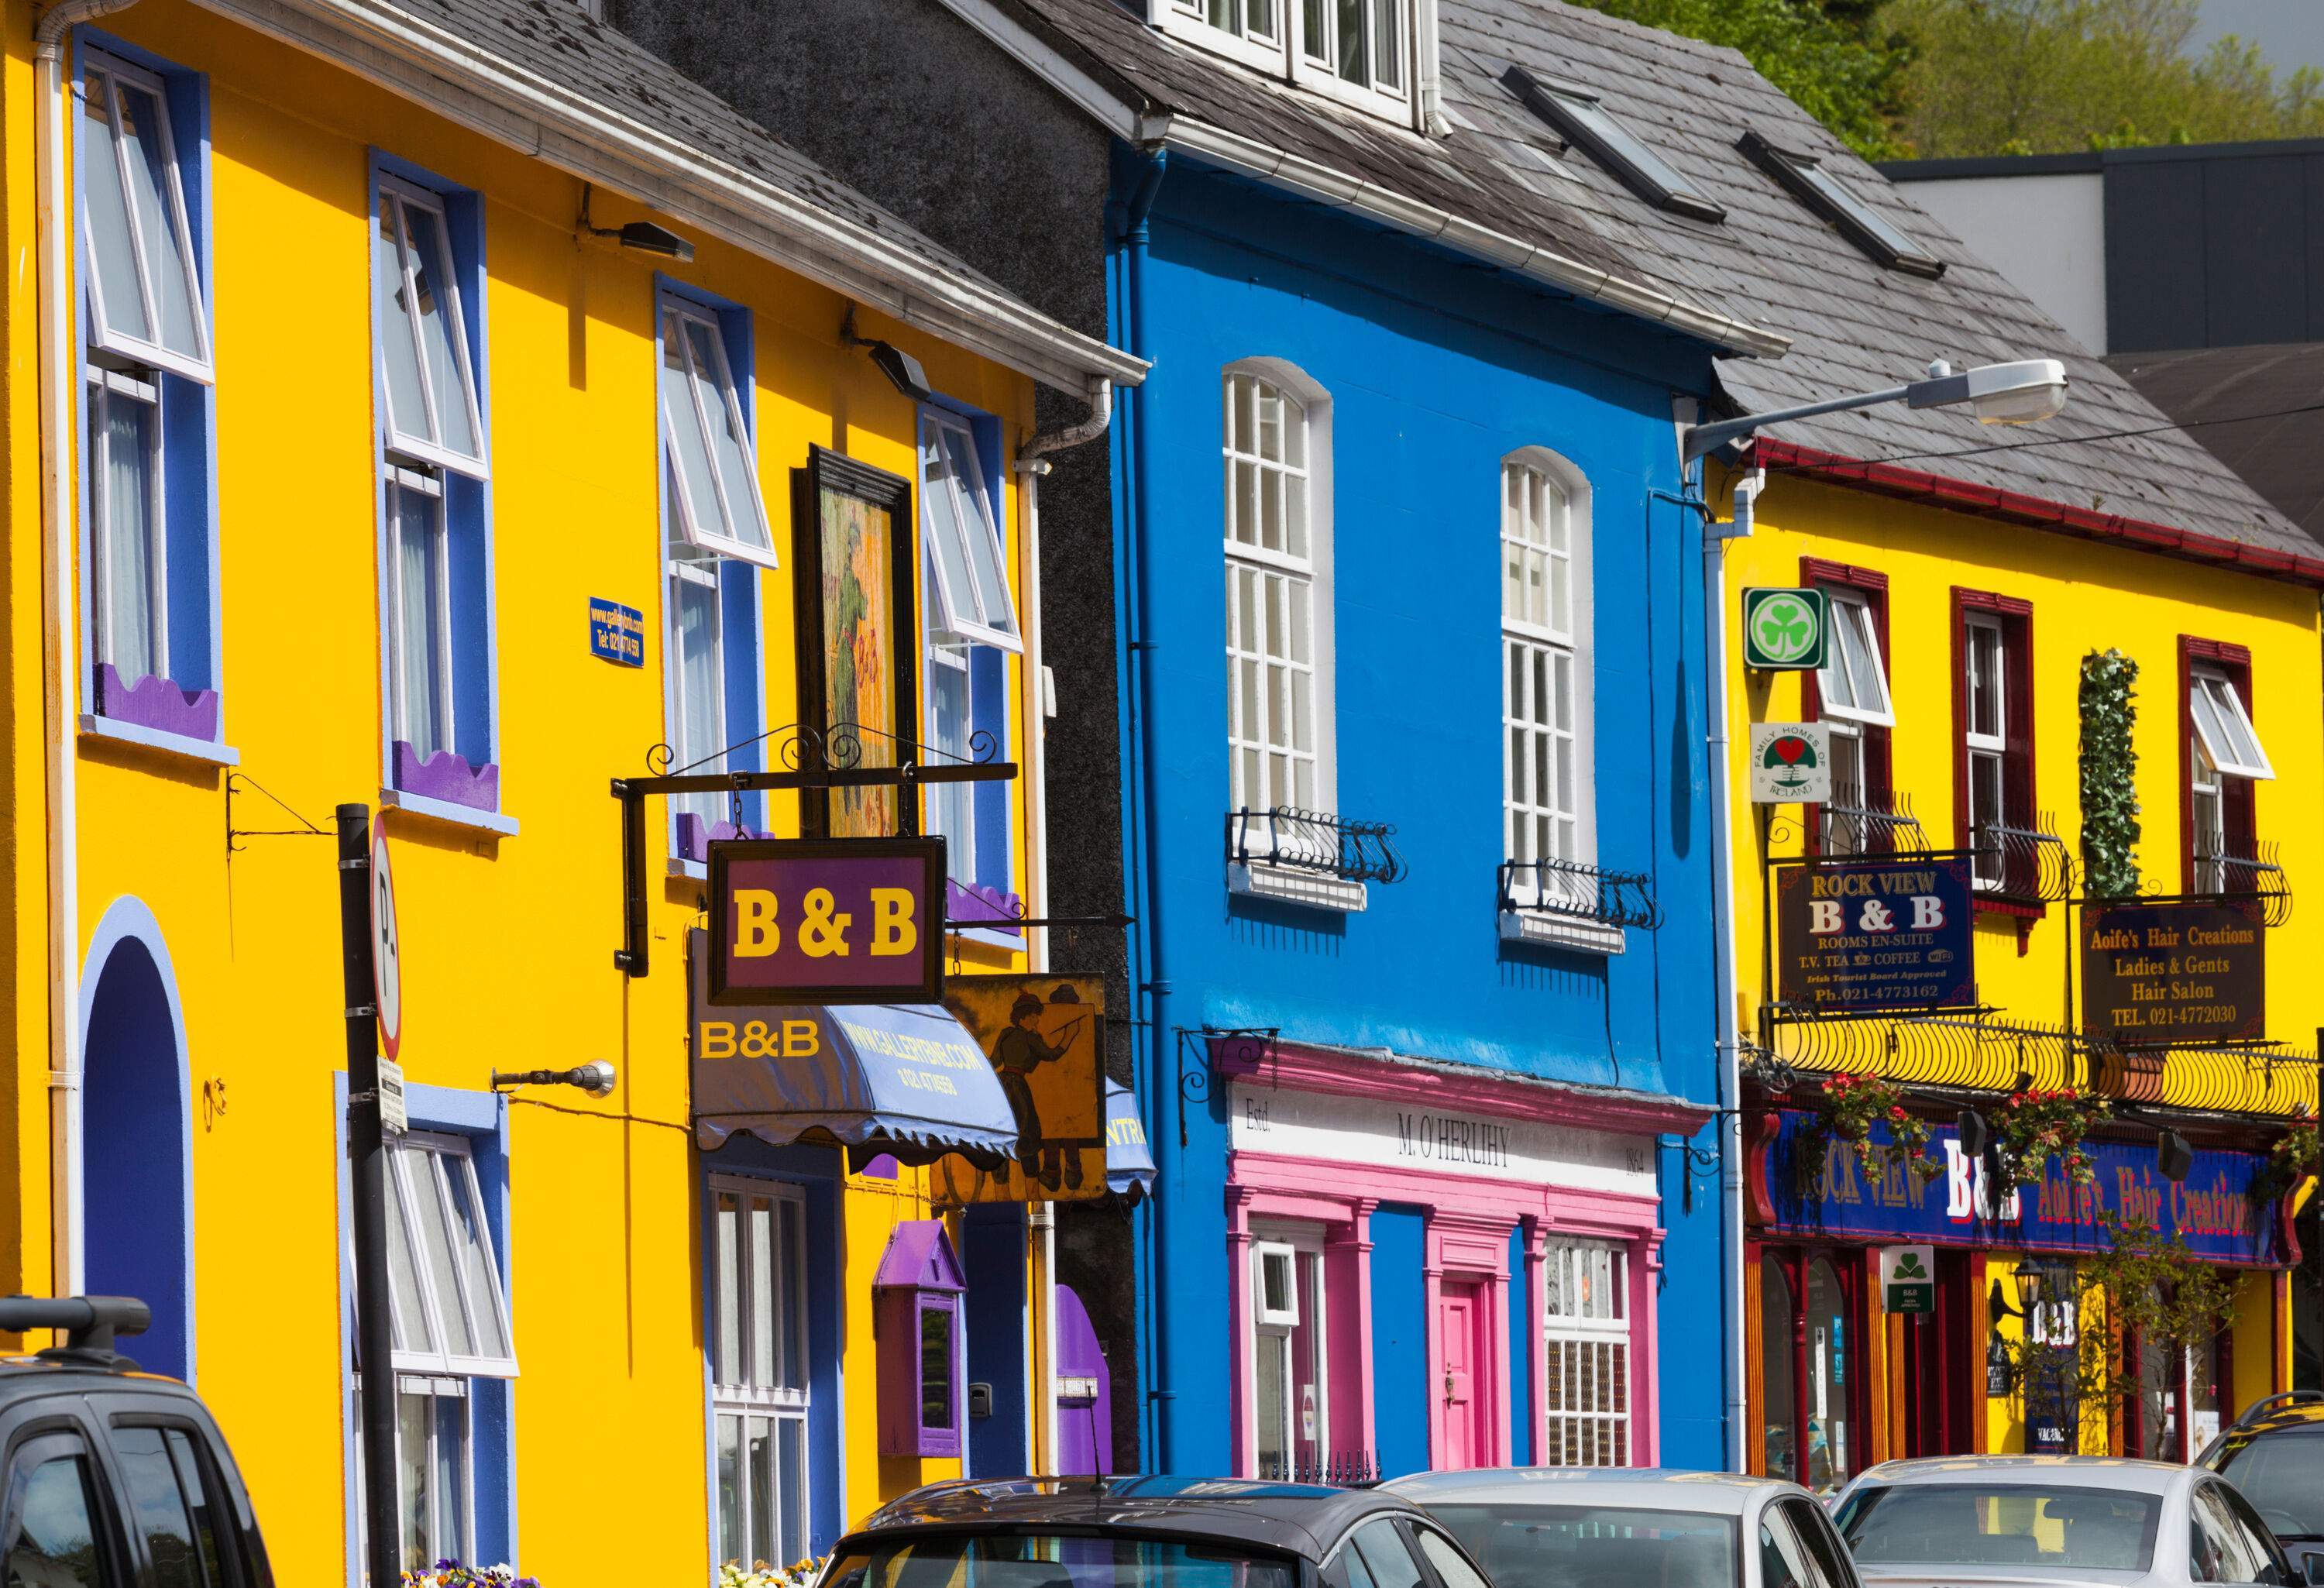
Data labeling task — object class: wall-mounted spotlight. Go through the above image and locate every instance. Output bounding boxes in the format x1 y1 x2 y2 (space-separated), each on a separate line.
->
2157 1129 2194 1183
579 184 695 263
841 308 933 403
1958 1108 1989 1160
492 1060 617 1098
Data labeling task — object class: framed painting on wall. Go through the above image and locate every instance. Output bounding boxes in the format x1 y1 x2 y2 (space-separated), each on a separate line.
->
792 445 917 838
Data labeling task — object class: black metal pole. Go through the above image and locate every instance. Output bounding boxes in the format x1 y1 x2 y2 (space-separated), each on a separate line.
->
338 804 401 1587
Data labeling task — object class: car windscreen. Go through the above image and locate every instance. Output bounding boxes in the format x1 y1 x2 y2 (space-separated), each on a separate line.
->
2209 1427 2324 1539
1420 1503 1741 1588
1835 1483 2161 1573
823 1534 1305 1588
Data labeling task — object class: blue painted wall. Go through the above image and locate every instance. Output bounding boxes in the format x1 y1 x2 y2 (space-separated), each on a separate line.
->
1370 1207 1429 1479
1113 151 1734 1476
961 1204 1030 1477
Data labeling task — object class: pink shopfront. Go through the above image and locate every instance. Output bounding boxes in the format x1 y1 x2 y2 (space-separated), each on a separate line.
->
1218 1042 1710 1478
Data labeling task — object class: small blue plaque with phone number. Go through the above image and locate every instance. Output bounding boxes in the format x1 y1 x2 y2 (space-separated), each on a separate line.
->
589 599 644 667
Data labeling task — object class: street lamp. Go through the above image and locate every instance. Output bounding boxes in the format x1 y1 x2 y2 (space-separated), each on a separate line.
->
1683 358 2071 462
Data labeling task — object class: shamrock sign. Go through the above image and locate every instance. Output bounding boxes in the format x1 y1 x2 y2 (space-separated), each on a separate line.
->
1741 587 1829 670
1881 1244 1936 1314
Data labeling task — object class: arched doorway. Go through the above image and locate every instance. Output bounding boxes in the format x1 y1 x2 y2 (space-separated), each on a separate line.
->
80 899 194 1383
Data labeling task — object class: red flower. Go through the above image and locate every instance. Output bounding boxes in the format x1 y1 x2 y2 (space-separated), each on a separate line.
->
1890 1105 1907 1120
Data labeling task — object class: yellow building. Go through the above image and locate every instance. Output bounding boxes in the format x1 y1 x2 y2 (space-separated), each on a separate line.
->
1718 433 2323 1483
0 0 1143 1579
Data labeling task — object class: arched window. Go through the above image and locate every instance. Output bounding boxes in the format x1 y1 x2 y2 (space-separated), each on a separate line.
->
1501 449 1593 898
1224 361 1332 819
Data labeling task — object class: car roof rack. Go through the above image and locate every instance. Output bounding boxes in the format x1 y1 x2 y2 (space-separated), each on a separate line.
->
0 1296 151 1371
2235 1389 2324 1427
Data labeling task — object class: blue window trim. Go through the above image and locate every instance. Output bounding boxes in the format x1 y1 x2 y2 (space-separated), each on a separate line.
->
368 150 503 809
334 1075 517 1585
698 1136 847 1562
656 275 767 856
920 397 1015 897
74 33 225 744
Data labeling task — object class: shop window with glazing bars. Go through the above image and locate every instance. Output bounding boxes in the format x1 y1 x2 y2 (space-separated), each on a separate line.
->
1543 1239 1628 1466
1805 563 1893 857
353 1131 516 1576
711 1176 810 1575
78 45 222 742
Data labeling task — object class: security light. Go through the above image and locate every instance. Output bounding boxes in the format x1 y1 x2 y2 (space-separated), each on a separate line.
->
577 184 695 263
491 1060 617 1098
2157 1129 2194 1183
1958 1107 1989 1160
840 306 934 403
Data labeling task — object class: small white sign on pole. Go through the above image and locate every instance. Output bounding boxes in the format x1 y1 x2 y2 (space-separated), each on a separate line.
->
377 1056 408 1137
370 824 403 1060
1748 722 1833 804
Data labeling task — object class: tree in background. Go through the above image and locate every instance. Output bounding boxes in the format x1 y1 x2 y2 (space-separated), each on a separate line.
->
1563 0 1913 158
1564 0 2324 160
1883 0 2324 156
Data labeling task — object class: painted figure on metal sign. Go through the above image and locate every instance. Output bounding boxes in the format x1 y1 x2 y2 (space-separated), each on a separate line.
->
820 485 896 838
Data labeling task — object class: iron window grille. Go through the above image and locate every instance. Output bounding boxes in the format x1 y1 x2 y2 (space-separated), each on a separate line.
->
1823 785 1930 858
1227 807 1405 884
1257 1451 1380 1487
1968 809 2076 905
2192 838 2292 926
1499 857 1659 930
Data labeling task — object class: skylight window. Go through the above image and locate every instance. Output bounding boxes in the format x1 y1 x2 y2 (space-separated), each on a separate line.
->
1504 66 1724 224
1740 132 1945 279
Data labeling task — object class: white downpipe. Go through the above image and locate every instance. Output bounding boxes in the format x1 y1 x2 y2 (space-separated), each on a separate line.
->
1708 468 1763 1471
1019 467 1049 974
37 0 138 1304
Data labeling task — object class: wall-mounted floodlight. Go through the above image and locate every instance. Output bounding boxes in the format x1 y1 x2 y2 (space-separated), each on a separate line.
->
579 184 695 263
491 1060 617 1098
1684 356 2071 462
2157 1129 2194 1184
841 308 933 403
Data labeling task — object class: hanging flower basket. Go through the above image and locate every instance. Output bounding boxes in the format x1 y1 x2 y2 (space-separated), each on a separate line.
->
2254 1115 2321 1202
1815 1072 1942 1184
1992 1087 2111 1188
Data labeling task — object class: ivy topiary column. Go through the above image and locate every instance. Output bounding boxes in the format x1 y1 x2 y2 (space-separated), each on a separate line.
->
2078 648 2141 899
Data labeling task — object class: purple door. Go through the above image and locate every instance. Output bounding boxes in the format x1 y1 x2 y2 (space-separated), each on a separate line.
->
1056 1284 1112 1475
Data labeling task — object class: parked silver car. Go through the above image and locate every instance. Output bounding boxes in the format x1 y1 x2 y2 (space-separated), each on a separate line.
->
1831 1456 2295 1588
1390 1466 1865 1588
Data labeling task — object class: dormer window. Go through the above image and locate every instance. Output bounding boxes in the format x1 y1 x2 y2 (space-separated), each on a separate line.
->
1504 66 1724 224
1151 0 1424 125
1740 132 1944 278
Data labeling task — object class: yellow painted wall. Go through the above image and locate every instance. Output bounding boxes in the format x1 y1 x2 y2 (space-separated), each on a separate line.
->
4 1 1037 1580
1720 468 2324 1079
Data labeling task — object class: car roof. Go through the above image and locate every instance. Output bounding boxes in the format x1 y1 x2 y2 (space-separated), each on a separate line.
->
0 1356 200 1401
1389 1466 1802 1517
1851 1456 2194 1496
846 1476 1428 1560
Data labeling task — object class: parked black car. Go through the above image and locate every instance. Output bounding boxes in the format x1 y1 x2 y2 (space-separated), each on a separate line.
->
0 1295 270 1587
2199 1390 2324 1583
832 1476 1499 1588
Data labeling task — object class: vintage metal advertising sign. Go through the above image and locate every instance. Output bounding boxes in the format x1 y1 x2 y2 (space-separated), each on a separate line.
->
927 975 1109 1206
1776 855 1976 1012
2080 897 2266 1047
707 837 945 1006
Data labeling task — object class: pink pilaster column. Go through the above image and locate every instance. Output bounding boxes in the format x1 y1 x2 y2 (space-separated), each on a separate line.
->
1423 1246 1446 1469
1637 1227 1666 1466
1524 1214 1549 1466
1227 1186 1256 1477
1351 1198 1377 1469
1488 1253 1514 1466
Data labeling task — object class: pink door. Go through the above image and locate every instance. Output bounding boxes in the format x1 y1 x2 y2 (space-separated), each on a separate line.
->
1438 1280 1488 1469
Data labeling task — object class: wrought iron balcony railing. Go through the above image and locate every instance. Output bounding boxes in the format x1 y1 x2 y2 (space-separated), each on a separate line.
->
1823 785 1932 857
1971 810 2076 905
1498 857 1662 930
2193 839 2292 927
1226 808 1406 884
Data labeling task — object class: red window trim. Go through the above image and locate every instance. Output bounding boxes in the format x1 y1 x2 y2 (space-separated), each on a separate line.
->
1801 558 1891 857
1951 587 2038 918
2178 634 2258 895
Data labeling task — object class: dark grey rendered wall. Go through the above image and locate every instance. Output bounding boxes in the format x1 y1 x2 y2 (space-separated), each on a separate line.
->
2102 143 2324 352
607 0 1146 1471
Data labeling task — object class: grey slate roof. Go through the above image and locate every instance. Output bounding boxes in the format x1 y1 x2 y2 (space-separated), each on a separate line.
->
2107 344 2324 541
961 0 2312 559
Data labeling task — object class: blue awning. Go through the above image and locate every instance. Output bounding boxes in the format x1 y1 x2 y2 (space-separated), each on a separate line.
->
1104 1079 1157 1198
690 938 1019 1163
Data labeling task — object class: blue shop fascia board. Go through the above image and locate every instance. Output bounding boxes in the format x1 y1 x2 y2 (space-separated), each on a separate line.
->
1109 146 1741 1473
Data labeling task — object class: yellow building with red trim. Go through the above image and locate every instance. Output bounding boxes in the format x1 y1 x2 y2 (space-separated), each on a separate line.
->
0 0 1142 1578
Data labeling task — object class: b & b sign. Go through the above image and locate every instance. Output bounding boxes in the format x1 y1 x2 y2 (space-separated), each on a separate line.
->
1879 1244 1934 1314
708 837 946 1006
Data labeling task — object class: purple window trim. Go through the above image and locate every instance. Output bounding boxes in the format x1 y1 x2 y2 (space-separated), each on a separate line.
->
944 878 1024 937
96 664 220 743
391 741 500 813
674 813 768 865
874 1220 968 1459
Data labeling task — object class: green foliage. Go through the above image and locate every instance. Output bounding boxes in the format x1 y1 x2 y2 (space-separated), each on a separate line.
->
2078 649 2140 900
1560 0 1913 159
1879 0 2324 157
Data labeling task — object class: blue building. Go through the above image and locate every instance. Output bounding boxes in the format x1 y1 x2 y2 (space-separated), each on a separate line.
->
612 0 1789 1476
